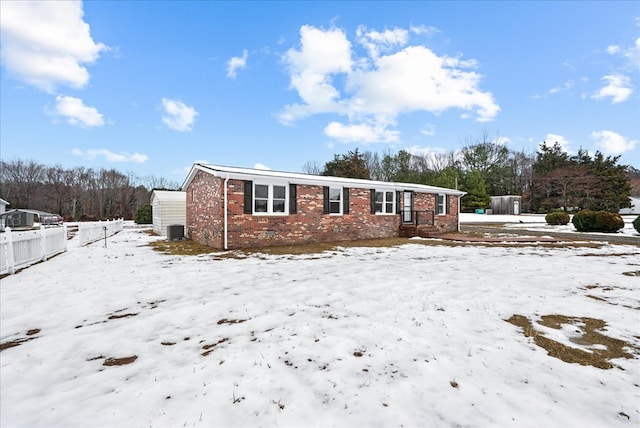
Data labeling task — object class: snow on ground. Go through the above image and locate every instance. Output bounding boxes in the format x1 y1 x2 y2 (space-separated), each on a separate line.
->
461 212 640 237
1 226 639 427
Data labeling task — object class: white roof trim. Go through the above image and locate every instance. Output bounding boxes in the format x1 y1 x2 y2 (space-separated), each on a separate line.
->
182 163 466 196
0 198 9 206
151 190 186 203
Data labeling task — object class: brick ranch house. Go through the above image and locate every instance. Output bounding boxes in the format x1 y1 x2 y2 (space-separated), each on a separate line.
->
183 163 466 250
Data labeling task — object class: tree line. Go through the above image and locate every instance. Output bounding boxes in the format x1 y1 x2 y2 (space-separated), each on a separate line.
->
304 134 636 213
0 160 180 221
2 134 635 219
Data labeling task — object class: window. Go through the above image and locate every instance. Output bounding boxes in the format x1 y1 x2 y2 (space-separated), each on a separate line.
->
253 183 287 214
329 188 341 214
437 194 447 215
373 190 395 214
323 187 349 215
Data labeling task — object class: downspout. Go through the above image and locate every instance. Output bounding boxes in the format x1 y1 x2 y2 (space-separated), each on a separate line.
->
224 174 229 250
457 195 462 232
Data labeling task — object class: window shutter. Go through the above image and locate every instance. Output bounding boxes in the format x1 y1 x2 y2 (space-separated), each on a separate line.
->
343 188 350 214
446 195 450 214
289 184 297 214
323 186 330 214
243 180 253 214
396 191 401 214
370 189 376 214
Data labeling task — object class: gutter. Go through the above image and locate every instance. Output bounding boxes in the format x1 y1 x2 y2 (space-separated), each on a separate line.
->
458 195 462 233
224 174 229 250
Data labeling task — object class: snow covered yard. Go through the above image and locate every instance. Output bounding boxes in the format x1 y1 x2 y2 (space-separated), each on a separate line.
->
1 227 639 427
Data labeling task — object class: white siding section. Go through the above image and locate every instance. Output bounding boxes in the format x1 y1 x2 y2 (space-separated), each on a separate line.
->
151 191 186 236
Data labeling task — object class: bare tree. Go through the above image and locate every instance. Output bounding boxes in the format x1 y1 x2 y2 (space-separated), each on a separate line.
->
301 160 323 175
0 159 44 208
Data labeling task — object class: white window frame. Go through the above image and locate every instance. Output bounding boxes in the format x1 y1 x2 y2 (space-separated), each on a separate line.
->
374 190 395 215
437 193 447 215
329 187 343 215
253 182 288 215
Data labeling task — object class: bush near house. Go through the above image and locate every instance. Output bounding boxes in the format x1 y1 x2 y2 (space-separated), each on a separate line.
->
545 211 570 225
134 204 152 224
633 215 640 234
572 210 624 233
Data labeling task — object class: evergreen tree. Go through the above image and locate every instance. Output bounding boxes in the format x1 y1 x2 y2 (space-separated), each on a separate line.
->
460 170 490 211
531 142 631 212
322 149 371 179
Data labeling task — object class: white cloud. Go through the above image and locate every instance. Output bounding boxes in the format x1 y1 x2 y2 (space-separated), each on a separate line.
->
71 148 148 163
0 0 107 92
548 80 575 95
253 163 270 170
543 133 571 153
279 25 499 144
347 46 499 121
606 45 620 55
356 26 409 58
591 74 633 103
591 130 637 155
161 98 198 131
280 25 353 122
324 121 400 144
625 37 640 70
52 95 104 128
606 37 640 71
405 145 448 157
420 123 436 136
226 49 248 79
409 25 440 36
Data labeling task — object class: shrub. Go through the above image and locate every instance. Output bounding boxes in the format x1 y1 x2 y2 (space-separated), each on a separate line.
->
572 209 624 233
633 215 640 234
134 204 152 224
545 211 570 225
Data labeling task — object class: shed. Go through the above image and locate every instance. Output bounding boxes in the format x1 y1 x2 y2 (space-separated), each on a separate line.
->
619 197 640 215
0 209 36 229
490 195 522 215
0 199 9 229
0 198 9 215
151 190 186 236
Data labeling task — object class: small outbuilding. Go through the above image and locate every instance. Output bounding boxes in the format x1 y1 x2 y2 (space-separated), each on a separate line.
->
619 197 640 215
151 190 186 236
0 198 9 215
490 195 522 215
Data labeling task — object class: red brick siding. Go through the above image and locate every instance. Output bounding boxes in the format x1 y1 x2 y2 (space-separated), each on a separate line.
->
410 192 459 232
186 170 224 248
187 176 460 249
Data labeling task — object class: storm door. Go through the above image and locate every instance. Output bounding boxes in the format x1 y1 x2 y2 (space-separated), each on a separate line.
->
402 191 413 223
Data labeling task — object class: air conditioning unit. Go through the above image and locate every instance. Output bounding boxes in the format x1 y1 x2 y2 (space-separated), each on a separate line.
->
167 224 184 241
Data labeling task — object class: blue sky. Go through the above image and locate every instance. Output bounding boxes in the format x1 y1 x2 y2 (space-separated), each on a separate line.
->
1 1 638 183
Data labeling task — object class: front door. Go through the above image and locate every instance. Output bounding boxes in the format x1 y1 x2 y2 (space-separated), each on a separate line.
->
403 191 413 223
513 199 520 215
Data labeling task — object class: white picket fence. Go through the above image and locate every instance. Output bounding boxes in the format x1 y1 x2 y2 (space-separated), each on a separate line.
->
78 219 124 246
0 219 125 275
0 226 68 275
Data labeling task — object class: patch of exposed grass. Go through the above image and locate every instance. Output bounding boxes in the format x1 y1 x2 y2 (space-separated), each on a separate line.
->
580 252 640 258
103 355 138 366
147 235 609 258
148 239 220 256
506 314 638 369
622 270 640 277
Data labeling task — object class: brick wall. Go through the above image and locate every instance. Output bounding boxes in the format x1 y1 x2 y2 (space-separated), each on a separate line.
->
187 175 460 249
186 170 224 248
409 192 460 233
